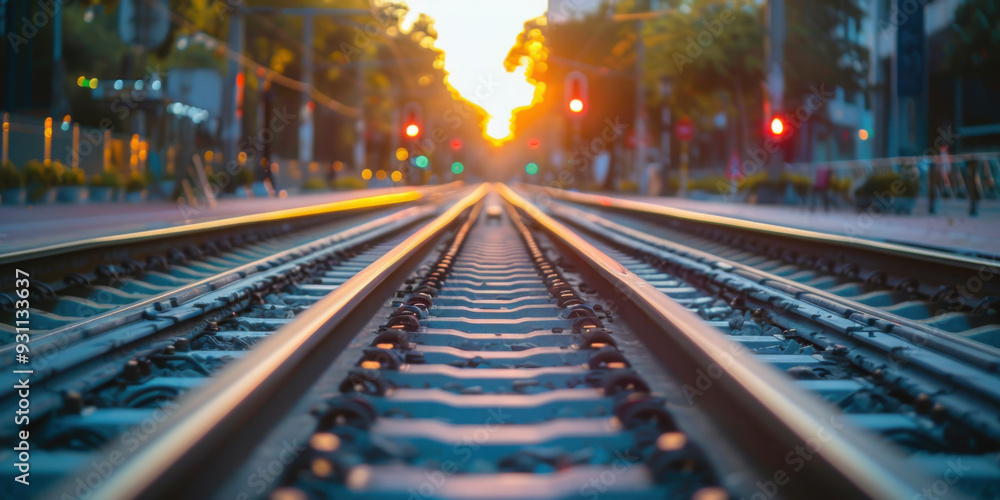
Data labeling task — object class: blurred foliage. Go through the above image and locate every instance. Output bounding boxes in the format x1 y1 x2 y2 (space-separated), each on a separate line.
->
301 177 328 190
854 171 918 198
125 172 148 192
0 162 24 189
234 164 254 186
89 170 124 188
23 160 59 187
951 0 1000 85
59 165 87 186
65 0 489 167
506 0 870 187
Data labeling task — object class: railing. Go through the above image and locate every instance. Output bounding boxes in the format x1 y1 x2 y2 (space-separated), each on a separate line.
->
782 152 1000 215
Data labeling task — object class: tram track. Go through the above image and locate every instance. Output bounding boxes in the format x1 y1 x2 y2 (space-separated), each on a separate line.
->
7 183 999 499
0 186 458 344
528 188 1000 348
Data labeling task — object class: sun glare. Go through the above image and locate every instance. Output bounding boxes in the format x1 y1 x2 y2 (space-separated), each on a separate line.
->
398 1 547 143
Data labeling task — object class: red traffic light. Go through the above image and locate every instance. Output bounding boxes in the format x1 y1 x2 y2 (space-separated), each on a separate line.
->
527 138 540 149
405 124 420 138
569 98 584 113
450 139 462 150
769 117 785 136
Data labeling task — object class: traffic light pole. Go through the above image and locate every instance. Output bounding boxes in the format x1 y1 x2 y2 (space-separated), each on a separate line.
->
222 12 245 177
299 15 315 166
634 19 648 195
353 55 366 172
765 0 786 175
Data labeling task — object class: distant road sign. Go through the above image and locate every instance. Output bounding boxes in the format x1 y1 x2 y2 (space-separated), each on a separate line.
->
674 116 694 142
119 0 170 48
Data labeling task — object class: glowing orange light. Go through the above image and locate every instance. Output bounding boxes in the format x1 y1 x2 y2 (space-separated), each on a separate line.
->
390 171 402 182
361 168 372 180
569 99 584 113
528 138 540 149
858 129 869 141
405 124 420 137
770 117 784 135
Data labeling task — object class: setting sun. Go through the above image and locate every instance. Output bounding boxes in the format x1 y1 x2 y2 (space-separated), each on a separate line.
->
399 0 547 143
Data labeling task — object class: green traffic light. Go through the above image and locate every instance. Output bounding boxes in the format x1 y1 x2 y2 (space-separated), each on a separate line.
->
525 162 539 175
414 156 429 168
451 162 464 174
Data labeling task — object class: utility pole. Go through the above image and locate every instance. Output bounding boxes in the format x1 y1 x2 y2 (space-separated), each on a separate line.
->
659 78 672 196
635 18 647 194
765 0 786 175
51 1 66 116
222 12 244 174
299 16 315 165
353 56 366 172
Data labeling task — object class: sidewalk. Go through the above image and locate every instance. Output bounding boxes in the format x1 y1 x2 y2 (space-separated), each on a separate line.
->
624 195 1000 256
0 187 433 254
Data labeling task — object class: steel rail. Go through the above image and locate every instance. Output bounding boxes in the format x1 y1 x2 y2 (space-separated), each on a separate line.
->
543 199 1000 370
499 184 935 499
0 186 456 265
542 199 1000 440
87 184 488 500
0 202 440 371
523 186 998 271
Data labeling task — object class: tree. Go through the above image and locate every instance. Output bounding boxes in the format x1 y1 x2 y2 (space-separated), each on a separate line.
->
951 0 1000 87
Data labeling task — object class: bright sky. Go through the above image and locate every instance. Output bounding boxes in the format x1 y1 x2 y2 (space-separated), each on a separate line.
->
399 0 548 142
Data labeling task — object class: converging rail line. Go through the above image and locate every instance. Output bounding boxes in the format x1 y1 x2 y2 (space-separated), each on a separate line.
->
3 184 998 499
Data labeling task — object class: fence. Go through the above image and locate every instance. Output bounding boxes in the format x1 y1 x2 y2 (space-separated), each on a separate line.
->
783 152 1000 214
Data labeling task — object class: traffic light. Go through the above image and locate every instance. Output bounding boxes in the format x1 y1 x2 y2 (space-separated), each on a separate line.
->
527 138 540 149
770 116 784 135
766 113 792 142
402 102 423 140
525 162 539 175
564 70 588 117
450 139 463 150
451 162 464 174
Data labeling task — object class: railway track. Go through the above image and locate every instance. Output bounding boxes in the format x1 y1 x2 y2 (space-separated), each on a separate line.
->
530 188 1000 348
5 184 999 499
0 186 461 340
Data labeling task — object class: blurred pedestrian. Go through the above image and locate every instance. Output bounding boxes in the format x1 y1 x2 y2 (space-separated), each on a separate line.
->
811 166 833 212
